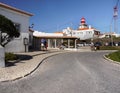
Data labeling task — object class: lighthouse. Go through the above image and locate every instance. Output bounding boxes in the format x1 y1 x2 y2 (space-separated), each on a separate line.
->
81 17 86 25
78 17 88 29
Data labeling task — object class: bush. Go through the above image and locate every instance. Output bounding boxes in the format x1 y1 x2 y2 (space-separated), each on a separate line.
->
5 52 18 62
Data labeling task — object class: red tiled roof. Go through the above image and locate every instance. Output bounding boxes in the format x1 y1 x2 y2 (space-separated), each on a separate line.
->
78 28 94 30
54 32 63 34
34 36 77 39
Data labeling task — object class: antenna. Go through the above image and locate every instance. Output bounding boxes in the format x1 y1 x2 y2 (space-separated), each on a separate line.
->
113 6 118 34
110 0 119 46
113 0 119 34
116 0 119 6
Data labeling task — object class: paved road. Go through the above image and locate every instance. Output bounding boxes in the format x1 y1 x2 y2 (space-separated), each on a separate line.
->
0 51 120 93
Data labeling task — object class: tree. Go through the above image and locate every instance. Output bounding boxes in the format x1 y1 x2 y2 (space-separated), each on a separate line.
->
0 14 20 47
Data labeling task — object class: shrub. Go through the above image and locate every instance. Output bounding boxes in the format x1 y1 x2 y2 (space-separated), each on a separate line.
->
5 52 18 62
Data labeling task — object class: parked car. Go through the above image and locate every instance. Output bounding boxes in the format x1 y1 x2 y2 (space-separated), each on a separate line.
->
94 42 102 46
118 42 120 46
77 43 84 47
108 42 116 46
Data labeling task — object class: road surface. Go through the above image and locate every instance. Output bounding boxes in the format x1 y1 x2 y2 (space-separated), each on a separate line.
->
0 51 120 93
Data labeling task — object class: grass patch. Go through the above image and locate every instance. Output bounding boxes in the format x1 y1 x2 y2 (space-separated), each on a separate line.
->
100 46 120 50
5 52 18 62
106 50 120 62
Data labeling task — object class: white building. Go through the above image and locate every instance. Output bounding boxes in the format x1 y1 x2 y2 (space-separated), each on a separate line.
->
33 31 63 37
33 31 77 50
33 17 100 50
99 32 120 38
63 17 100 40
0 2 33 52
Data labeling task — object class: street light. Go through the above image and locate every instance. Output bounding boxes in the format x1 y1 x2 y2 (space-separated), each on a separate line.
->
29 23 34 29
110 24 113 46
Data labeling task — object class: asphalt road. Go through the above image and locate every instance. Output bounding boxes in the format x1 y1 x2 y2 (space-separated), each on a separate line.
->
0 51 120 93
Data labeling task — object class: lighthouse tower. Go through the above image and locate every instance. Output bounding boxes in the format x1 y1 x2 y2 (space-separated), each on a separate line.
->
78 17 88 29
81 17 86 25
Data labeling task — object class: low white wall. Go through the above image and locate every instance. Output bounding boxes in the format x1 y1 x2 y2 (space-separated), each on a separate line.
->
0 45 5 67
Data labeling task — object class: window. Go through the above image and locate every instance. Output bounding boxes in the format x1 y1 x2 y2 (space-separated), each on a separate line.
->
14 23 21 38
14 23 20 32
29 35 32 43
79 32 83 34
73 32 76 35
86 31 91 34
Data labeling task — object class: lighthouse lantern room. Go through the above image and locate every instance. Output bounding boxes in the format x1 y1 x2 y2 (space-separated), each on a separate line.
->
79 17 88 29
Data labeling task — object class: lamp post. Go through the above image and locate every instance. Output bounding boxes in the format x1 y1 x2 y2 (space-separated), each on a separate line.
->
70 29 72 37
110 23 113 46
29 23 34 29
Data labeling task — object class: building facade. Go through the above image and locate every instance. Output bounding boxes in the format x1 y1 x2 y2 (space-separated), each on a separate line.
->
63 17 100 40
0 2 33 52
33 17 100 50
33 31 77 50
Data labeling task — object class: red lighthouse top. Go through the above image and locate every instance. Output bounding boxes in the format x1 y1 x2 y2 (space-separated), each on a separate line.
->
81 17 86 24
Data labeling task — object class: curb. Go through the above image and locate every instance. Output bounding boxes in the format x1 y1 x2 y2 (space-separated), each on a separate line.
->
1 51 67 82
103 54 120 65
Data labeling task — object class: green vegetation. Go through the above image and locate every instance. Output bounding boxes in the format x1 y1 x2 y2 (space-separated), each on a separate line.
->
0 14 20 47
5 52 18 62
93 36 120 44
106 50 120 62
91 37 120 50
100 46 120 50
